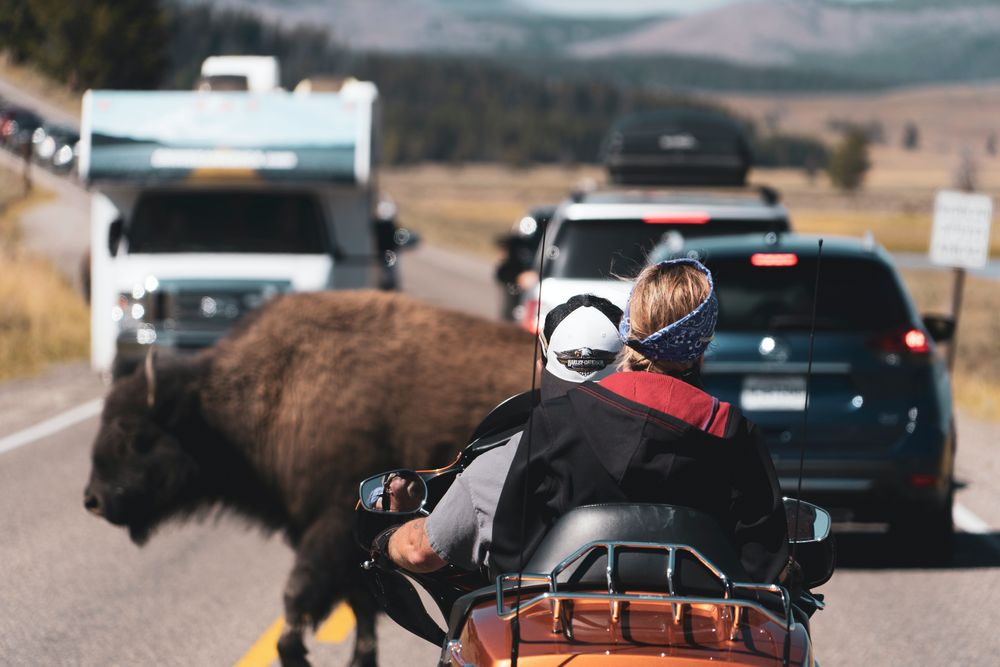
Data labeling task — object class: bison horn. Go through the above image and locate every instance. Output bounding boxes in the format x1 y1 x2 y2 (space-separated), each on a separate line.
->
144 348 157 408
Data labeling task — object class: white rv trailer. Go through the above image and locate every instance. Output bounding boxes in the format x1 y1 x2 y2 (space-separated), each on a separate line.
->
79 81 380 375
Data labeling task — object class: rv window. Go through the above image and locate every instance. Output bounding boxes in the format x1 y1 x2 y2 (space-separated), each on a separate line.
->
128 191 330 254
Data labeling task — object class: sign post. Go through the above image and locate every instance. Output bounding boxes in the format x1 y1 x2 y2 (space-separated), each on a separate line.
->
929 190 994 371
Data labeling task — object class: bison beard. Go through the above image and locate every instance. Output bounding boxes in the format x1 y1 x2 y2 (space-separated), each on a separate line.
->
84 290 534 667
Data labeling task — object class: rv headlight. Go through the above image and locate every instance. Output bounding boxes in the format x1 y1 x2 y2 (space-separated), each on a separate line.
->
117 292 148 329
136 326 157 345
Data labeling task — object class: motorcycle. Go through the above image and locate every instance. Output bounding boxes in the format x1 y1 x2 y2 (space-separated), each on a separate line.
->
355 398 836 666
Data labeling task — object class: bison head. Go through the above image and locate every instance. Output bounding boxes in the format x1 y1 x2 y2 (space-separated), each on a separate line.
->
84 352 209 545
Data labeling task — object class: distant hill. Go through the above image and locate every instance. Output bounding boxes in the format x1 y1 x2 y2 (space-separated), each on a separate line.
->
190 0 1000 89
570 0 1000 85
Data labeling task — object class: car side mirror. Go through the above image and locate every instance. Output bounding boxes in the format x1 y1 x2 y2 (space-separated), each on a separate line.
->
359 469 427 514
108 218 124 257
394 227 420 251
922 314 955 343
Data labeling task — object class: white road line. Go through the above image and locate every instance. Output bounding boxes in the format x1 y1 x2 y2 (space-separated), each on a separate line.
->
0 399 104 455
954 502 1000 555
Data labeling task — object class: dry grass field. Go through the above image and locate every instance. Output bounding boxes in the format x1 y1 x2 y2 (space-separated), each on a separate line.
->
382 164 601 257
0 168 88 380
385 163 999 420
722 82 1000 159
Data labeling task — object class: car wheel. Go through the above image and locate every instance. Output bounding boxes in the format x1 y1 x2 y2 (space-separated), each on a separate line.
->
889 492 955 565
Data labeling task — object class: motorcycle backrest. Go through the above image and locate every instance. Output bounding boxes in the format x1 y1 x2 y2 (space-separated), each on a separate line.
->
523 503 750 596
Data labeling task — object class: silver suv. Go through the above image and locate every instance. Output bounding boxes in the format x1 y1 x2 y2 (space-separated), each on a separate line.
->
519 186 791 331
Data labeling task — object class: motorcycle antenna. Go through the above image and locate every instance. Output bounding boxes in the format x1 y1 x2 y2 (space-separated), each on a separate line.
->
510 218 550 667
784 238 823 666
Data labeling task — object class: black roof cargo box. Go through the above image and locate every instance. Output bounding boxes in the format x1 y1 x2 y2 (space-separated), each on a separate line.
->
602 109 752 187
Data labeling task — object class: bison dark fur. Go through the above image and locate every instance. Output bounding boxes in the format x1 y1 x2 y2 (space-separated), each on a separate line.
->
84 290 534 667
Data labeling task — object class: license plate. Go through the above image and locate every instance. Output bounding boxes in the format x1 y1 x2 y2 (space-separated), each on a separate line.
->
740 375 807 411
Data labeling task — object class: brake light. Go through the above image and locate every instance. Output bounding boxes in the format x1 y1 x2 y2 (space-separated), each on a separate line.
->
521 298 540 334
869 328 930 355
903 329 928 352
643 212 710 225
908 473 938 488
751 253 798 267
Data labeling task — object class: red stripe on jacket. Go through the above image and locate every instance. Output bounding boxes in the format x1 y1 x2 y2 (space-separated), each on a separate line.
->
598 371 731 438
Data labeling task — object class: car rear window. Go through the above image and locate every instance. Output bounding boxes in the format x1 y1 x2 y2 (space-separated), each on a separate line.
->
128 191 330 254
709 256 912 332
543 218 787 279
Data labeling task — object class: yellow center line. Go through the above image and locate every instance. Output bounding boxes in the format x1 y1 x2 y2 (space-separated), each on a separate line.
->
233 603 357 667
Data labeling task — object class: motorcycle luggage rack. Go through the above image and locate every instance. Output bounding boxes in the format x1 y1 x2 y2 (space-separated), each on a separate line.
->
496 540 792 639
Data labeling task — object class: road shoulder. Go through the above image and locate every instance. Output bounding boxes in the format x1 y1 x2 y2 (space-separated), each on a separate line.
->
0 361 105 438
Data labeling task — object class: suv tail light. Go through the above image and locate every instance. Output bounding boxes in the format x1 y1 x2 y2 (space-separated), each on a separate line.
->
521 298 540 334
751 253 798 267
869 327 930 355
643 212 710 225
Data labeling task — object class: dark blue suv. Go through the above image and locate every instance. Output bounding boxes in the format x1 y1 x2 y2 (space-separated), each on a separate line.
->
650 234 957 558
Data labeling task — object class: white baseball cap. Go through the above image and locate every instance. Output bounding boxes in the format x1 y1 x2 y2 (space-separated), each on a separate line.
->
539 295 623 399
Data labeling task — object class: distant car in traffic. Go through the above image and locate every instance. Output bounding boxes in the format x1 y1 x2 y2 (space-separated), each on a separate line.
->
649 233 957 560
32 124 80 172
519 186 790 331
0 106 43 152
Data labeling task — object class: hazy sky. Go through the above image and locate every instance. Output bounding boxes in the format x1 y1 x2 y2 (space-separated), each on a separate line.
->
518 0 890 17
518 0 732 16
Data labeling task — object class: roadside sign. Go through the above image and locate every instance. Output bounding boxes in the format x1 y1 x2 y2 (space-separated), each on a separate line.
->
929 190 993 269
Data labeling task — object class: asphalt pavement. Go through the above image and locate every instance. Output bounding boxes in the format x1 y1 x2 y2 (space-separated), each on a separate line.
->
2 147 1000 667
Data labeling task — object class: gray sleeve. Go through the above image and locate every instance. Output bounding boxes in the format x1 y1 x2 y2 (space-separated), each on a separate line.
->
424 432 522 571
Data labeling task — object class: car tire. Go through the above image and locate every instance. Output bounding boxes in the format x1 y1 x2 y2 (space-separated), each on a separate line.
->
889 492 955 566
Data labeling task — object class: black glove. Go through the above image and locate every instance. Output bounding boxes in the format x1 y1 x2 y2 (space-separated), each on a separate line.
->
368 526 401 571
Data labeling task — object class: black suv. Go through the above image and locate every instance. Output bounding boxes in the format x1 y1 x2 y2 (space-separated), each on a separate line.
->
650 234 957 558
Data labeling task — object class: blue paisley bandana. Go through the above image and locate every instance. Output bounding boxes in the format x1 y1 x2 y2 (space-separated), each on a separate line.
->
618 258 718 363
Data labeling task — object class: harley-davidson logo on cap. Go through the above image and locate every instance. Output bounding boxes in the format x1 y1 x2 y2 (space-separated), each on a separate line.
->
555 347 619 376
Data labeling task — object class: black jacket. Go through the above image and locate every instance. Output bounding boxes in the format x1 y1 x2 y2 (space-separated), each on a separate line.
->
490 371 789 583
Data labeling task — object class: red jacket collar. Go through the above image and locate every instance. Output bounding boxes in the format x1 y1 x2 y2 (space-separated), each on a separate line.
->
597 371 731 438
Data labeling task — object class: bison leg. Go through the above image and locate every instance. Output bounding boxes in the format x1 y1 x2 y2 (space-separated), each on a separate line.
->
278 517 379 667
347 584 378 667
277 620 311 667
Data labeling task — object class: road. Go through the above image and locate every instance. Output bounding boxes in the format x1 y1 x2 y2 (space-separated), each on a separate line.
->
2 158 1000 667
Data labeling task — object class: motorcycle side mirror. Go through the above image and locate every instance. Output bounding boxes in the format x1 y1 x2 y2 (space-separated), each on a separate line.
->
359 469 428 514
394 227 420 250
783 497 832 544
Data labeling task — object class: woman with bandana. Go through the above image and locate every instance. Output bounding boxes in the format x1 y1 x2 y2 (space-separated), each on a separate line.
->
489 258 790 584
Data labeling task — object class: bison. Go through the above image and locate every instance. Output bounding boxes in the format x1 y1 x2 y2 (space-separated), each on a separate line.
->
83 290 534 667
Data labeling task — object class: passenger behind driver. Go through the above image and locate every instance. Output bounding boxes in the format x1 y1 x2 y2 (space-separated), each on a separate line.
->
372 294 624 574
488 258 790 584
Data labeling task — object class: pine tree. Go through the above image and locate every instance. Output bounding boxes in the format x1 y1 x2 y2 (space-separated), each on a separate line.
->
827 128 871 192
902 122 920 151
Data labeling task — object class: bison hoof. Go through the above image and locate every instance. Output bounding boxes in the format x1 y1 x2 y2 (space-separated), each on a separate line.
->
349 652 377 667
277 636 311 667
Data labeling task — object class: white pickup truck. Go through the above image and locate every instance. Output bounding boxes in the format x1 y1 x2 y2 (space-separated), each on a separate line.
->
79 80 382 375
